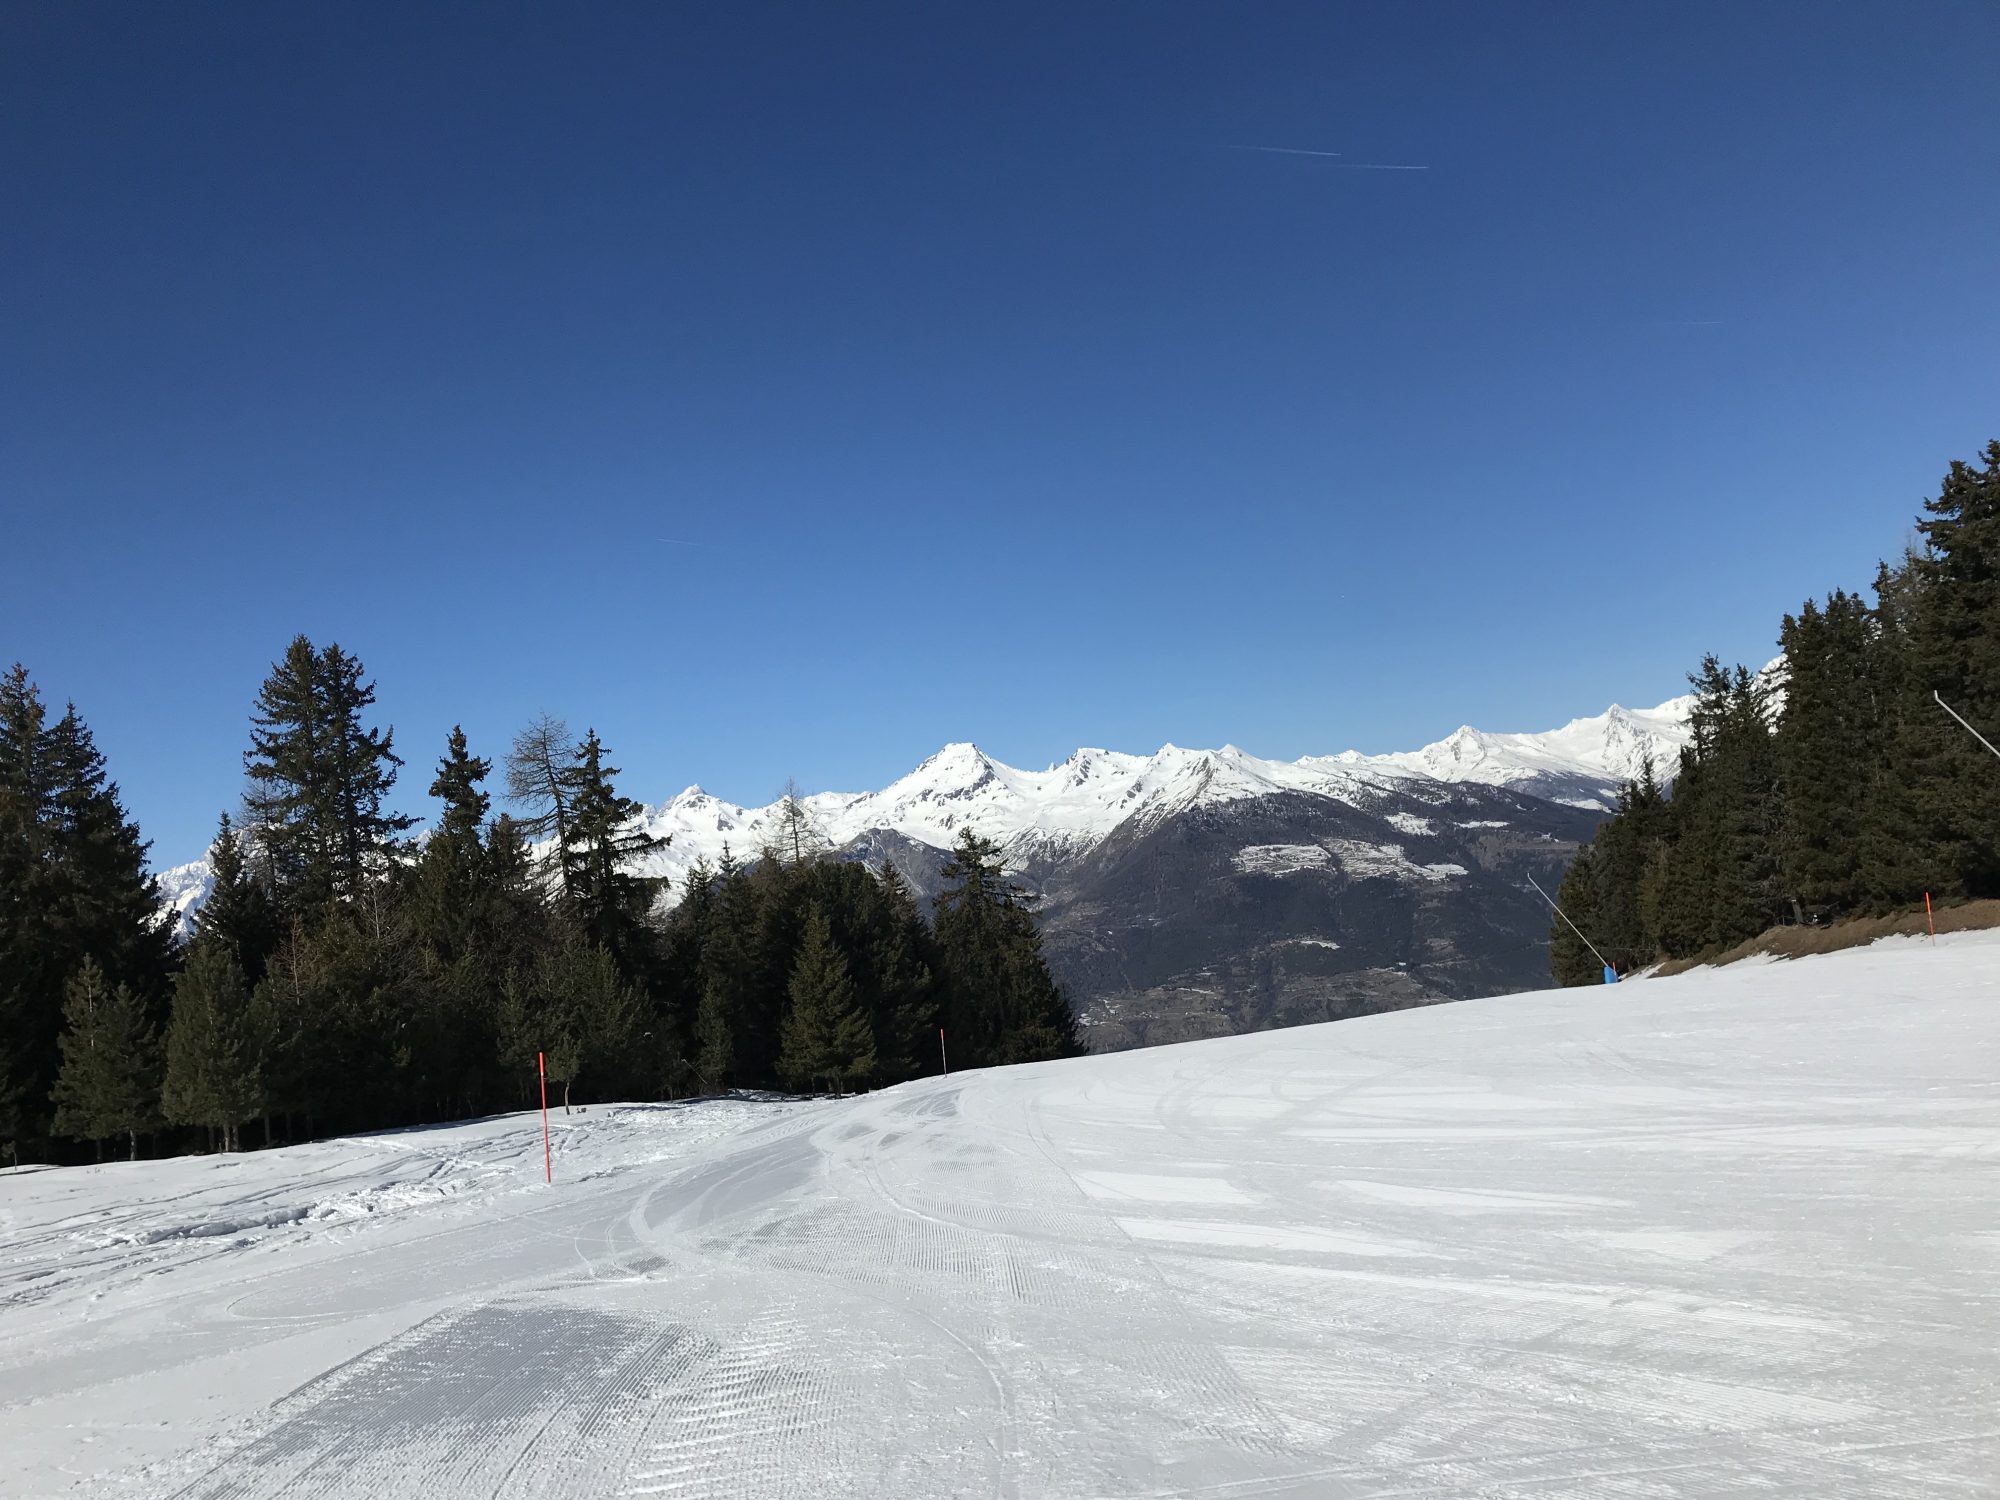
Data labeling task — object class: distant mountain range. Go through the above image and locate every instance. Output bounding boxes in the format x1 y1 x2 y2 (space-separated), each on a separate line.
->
153 684 1700 1049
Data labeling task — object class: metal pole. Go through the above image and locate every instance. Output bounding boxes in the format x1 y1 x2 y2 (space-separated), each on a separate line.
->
939 1027 948 1076
1527 872 1616 975
538 1050 552 1185
1935 692 2000 761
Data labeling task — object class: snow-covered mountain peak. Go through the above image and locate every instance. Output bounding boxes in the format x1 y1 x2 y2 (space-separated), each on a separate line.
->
153 675 1717 922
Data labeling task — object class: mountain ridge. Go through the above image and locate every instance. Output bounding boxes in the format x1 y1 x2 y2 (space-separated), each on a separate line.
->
150 681 1699 927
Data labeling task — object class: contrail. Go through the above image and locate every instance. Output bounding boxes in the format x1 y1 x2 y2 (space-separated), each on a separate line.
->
656 536 721 549
1221 147 1429 169
1224 145 1344 157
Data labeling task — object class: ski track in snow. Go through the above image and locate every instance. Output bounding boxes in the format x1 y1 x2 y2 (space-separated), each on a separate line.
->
3 933 1997 1497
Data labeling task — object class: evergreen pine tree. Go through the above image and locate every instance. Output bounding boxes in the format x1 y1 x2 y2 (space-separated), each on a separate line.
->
162 942 262 1151
409 726 493 964
866 863 940 1080
562 729 668 961
1906 441 2000 894
932 830 1082 1066
777 906 876 1093
1548 844 1608 986
498 941 644 1110
1648 657 1782 957
0 665 59 1153
243 636 414 910
1777 592 1877 916
50 959 161 1160
1857 553 1934 906
195 813 279 983
0 667 174 1159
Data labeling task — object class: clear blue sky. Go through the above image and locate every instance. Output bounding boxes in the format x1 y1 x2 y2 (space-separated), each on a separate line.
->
5 2 1996 865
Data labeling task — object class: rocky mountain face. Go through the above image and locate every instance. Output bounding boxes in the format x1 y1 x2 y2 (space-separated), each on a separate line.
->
155 687 1699 1050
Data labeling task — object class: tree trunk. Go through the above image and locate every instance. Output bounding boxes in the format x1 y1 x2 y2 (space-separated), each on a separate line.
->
563 1079 572 1114
129 1129 139 1162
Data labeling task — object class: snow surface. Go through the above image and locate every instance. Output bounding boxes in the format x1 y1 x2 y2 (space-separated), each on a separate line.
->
5 933 1995 1498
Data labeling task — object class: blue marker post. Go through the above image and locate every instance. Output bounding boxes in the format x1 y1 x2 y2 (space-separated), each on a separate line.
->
1603 964 1618 985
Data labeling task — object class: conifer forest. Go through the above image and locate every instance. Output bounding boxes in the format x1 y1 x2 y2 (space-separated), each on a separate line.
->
1 644 1081 1165
1549 440 2000 982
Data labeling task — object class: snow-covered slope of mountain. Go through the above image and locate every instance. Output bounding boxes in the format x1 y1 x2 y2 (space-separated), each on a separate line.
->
153 678 1701 915
1342 696 1696 807
153 859 215 937
610 683 1695 894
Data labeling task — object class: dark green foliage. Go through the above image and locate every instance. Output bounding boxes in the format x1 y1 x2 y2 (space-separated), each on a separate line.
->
561 729 668 966
932 830 1083 1067
51 959 161 1159
1777 592 1879 913
1905 441 2000 895
244 637 415 911
163 942 261 1150
196 813 280 983
0 667 174 1159
1 635 1072 1163
407 726 494 965
498 941 645 1109
778 907 877 1092
1548 845 1607 987
1550 439 2000 981
862 864 941 1079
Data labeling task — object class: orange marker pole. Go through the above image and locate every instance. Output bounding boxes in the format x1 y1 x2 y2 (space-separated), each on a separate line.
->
538 1050 552 1184
1925 891 1936 944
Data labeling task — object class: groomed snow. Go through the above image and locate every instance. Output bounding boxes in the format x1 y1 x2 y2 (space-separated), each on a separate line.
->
4 933 1995 1497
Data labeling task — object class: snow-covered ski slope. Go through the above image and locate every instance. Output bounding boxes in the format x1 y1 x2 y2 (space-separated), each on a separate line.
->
4 935 1995 1498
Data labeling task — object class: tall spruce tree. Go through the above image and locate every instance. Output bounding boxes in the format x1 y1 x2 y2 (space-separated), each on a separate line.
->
932 830 1082 1067
865 863 941 1080
562 729 668 967
50 959 162 1160
1857 552 1934 905
1548 844 1608 986
0 667 173 1159
408 726 493 964
243 637 414 910
498 941 644 1110
777 906 876 1093
195 813 279 983
1648 657 1783 958
1778 592 1877 915
162 942 262 1152
1906 441 2000 895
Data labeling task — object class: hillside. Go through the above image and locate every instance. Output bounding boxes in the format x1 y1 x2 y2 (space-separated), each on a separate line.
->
5 932 1993 1498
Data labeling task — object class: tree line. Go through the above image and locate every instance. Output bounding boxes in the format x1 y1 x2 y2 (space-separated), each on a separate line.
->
1551 440 2000 983
1 637 1081 1163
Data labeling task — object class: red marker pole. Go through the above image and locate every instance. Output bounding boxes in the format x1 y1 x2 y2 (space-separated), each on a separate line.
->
538 1050 552 1184
939 1027 948 1076
1925 891 1936 944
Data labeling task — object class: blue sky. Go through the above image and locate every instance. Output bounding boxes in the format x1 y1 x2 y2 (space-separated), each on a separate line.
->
5 2 1996 864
